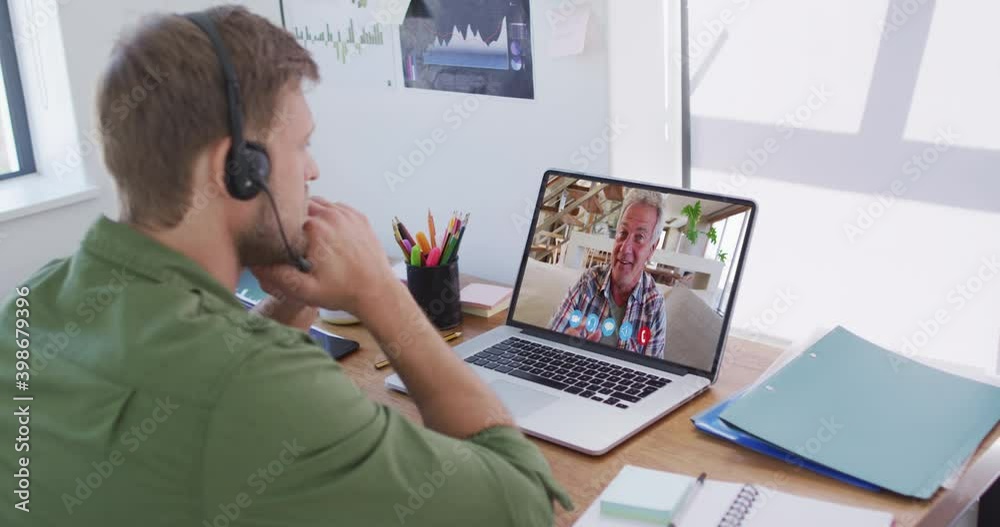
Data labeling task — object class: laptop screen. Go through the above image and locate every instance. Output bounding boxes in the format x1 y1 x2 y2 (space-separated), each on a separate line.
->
508 171 756 377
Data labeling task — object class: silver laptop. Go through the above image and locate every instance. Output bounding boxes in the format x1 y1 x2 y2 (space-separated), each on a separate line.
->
387 170 757 455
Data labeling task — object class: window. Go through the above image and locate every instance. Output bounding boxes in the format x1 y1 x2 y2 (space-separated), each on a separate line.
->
0 0 35 182
703 210 748 313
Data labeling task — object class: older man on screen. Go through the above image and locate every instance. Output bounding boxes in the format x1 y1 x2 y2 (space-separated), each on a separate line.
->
549 189 667 359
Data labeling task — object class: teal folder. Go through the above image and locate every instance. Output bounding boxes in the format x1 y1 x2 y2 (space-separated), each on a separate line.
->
236 269 267 306
720 326 1000 499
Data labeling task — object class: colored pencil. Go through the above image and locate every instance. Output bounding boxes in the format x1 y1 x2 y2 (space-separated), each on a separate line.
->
428 209 437 249
392 221 409 258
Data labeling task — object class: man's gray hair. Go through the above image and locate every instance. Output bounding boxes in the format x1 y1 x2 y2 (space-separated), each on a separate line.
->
620 188 668 247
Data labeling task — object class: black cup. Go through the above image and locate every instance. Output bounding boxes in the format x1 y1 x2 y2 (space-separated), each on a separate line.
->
406 258 462 330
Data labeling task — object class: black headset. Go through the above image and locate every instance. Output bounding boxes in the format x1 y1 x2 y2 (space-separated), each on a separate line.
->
184 11 312 273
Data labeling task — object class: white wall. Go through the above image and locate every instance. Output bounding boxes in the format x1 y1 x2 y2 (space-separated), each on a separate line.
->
688 0 1000 371
300 0 612 285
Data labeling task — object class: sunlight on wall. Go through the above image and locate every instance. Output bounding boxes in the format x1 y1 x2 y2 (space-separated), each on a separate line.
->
688 0 887 134
904 1 1000 149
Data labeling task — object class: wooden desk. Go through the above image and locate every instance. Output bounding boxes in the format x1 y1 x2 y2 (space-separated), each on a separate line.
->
320 313 1000 527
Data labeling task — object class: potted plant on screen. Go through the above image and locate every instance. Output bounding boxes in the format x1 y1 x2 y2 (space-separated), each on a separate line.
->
679 200 718 247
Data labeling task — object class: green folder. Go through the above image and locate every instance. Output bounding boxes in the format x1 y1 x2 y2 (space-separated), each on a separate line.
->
600 465 694 524
720 326 1000 499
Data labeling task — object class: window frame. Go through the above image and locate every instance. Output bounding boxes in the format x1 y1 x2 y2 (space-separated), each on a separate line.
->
0 0 36 182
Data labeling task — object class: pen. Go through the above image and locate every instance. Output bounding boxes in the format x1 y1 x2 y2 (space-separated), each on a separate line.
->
374 331 463 369
426 246 442 267
416 232 431 254
409 245 423 267
668 472 706 527
396 218 417 248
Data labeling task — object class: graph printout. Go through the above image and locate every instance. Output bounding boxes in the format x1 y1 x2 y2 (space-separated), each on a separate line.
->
399 0 534 99
283 0 399 89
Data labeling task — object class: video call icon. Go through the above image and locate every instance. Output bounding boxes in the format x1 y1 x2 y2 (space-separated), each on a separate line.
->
568 310 584 328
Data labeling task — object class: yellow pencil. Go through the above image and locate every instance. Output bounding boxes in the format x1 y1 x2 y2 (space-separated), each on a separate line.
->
428 209 437 249
392 220 408 258
374 332 463 369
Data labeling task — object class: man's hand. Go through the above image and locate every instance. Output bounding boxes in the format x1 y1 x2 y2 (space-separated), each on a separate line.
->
252 197 397 318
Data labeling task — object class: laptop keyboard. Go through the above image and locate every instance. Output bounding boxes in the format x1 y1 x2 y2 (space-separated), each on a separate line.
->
464 337 671 410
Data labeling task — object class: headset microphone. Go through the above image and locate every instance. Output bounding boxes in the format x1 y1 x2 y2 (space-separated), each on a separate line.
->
184 11 312 274
259 185 313 273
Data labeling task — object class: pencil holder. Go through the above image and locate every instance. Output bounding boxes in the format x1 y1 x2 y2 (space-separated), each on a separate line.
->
406 258 462 330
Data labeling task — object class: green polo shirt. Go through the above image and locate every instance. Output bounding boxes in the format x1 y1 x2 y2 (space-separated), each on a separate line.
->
0 216 570 526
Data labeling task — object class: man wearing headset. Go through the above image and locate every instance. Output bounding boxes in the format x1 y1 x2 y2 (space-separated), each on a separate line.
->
0 6 569 526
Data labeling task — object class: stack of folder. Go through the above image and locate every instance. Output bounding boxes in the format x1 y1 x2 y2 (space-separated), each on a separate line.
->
692 326 1000 499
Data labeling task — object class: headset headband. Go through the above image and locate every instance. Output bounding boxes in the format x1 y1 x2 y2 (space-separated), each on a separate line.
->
184 12 246 149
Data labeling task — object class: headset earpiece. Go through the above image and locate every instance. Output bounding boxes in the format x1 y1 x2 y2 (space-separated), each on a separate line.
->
244 142 271 185
224 141 270 201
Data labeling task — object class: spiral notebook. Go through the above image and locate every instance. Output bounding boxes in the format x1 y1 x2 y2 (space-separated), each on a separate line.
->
574 467 893 527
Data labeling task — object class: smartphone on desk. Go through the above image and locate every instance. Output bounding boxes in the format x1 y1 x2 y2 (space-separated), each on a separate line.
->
236 269 359 359
309 325 360 360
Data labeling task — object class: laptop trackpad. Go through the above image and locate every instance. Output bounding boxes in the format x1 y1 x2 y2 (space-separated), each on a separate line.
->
490 380 559 418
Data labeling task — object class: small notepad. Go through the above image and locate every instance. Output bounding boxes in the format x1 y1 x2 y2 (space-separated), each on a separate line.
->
460 283 513 309
600 466 694 524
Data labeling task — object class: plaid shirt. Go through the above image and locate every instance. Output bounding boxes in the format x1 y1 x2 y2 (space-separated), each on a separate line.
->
548 264 666 359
